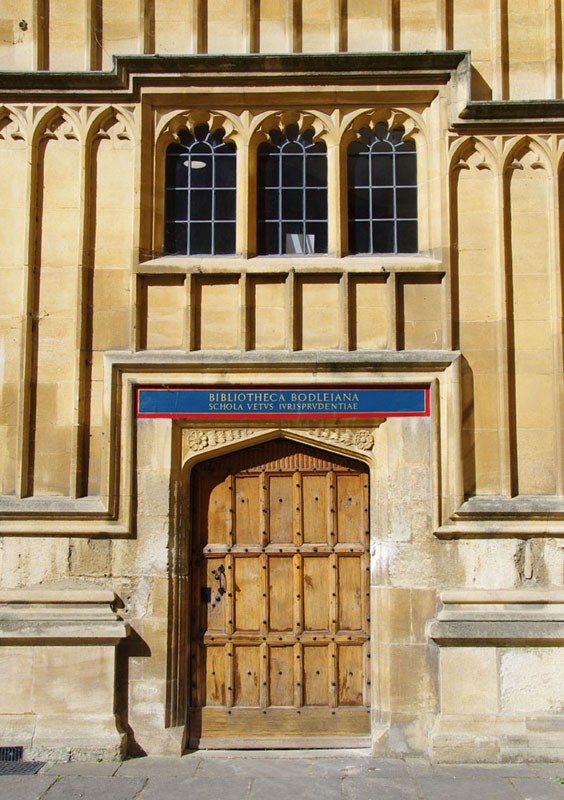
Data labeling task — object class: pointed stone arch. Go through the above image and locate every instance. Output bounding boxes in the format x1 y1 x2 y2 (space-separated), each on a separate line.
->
341 106 425 150
86 105 135 147
181 425 377 475
0 105 27 144
251 110 330 148
503 135 553 175
32 106 81 147
156 109 240 151
449 136 497 175
175 432 372 748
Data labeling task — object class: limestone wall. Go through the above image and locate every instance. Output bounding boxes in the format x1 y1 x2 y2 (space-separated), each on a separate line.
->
0 54 563 761
1 1 563 100
1 92 563 508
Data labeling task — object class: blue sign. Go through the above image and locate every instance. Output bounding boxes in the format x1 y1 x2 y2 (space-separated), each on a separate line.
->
137 387 429 418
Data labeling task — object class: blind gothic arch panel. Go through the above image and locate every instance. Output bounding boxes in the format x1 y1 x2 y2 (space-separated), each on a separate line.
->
163 119 417 256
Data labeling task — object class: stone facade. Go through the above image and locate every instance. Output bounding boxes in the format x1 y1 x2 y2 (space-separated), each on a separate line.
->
0 2 563 762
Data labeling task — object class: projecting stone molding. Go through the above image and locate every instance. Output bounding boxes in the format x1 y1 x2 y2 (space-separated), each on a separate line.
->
0 588 129 761
429 591 564 763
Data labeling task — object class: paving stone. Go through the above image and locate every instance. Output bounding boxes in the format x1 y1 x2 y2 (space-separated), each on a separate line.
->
41 776 147 800
510 777 564 800
342 776 421 799
3 756 563 800
116 756 200 778
434 764 538 779
294 757 401 779
196 748 367 759
535 766 564 780
42 762 120 777
197 756 315 779
404 757 434 776
0 776 57 800
250 776 341 800
138 776 251 800
417 776 523 800
338 759 409 779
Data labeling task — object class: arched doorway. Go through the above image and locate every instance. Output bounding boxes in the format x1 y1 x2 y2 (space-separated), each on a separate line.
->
187 438 371 748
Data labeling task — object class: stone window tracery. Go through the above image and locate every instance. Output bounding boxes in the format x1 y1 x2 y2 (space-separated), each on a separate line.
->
159 113 422 258
164 123 236 255
347 123 417 254
256 123 328 255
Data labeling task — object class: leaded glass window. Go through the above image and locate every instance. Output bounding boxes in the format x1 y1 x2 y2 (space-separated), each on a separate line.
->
348 123 417 255
164 124 236 255
257 124 328 255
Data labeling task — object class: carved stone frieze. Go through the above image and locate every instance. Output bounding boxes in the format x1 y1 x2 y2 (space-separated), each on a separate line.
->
186 428 261 452
184 426 380 455
295 427 378 450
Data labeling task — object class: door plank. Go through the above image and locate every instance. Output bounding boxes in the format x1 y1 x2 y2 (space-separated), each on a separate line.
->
204 557 227 633
302 474 329 543
234 557 261 632
338 645 365 706
338 556 363 631
234 645 261 706
268 474 293 544
268 557 294 631
234 475 260 545
204 646 226 706
303 556 330 631
303 645 330 706
336 473 364 543
198 474 232 545
192 706 370 740
269 646 295 706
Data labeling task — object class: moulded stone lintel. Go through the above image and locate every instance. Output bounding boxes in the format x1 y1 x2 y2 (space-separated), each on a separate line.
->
435 495 564 538
436 590 564 621
0 588 117 604
0 588 129 645
0 620 129 644
440 589 564 604
429 620 564 646
106 349 460 371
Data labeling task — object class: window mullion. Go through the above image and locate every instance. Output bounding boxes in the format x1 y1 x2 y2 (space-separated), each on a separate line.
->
392 148 398 254
302 146 307 250
187 146 192 256
368 148 374 255
210 142 216 256
278 149 283 255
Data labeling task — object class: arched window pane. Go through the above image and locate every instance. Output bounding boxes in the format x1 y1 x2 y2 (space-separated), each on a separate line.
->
347 125 418 255
164 125 236 256
257 126 328 255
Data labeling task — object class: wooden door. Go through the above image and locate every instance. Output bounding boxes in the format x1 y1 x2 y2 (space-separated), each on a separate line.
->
188 439 370 748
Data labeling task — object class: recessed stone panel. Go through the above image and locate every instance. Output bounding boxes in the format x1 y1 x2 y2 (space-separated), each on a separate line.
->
194 276 240 350
251 276 287 350
399 275 443 350
144 276 186 350
298 276 340 350
350 275 389 350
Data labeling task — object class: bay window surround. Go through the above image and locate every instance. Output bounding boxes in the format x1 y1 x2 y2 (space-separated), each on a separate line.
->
160 112 419 259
